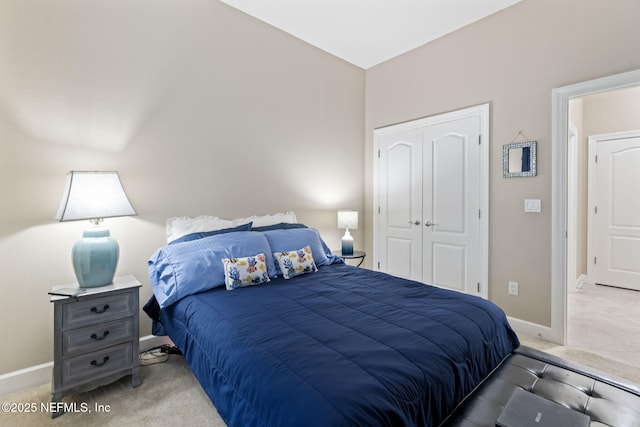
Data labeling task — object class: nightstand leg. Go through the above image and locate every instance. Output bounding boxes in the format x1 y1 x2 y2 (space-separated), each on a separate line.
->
51 392 64 418
131 366 141 388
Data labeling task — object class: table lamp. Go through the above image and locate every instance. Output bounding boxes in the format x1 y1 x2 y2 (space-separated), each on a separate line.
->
337 210 358 255
55 171 137 287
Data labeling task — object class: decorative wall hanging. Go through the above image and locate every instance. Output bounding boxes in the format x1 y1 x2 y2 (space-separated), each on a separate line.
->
503 131 537 178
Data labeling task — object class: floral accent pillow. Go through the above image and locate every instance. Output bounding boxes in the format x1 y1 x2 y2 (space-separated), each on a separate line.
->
222 253 270 290
273 246 318 279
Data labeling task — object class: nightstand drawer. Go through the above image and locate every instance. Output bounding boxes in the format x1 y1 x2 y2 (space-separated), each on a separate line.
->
63 318 134 356
62 342 134 386
63 291 134 329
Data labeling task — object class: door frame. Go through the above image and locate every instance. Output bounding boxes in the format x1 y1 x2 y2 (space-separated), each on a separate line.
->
566 122 578 293
373 103 490 298
551 69 640 344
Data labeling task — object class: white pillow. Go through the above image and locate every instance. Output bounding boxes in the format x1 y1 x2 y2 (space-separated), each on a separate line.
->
166 216 237 243
235 211 298 228
166 211 297 243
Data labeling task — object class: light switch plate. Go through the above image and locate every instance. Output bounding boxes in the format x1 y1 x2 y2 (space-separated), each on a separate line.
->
524 199 541 213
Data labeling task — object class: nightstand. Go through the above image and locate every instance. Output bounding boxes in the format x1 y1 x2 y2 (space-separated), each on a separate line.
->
50 275 142 417
333 250 366 267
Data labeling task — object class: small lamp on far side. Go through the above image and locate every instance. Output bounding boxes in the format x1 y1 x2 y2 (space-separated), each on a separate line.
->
55 171 137 288
337 210 358 256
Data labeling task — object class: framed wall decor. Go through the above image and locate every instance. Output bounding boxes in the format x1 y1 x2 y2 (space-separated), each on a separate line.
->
503 140 537 178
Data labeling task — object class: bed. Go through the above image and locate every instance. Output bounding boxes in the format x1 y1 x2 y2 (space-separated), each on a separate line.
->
146 220 520 426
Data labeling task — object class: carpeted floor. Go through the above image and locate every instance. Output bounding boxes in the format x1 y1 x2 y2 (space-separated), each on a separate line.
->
518 334 640 385
567 282 640 368
0 354 225 427
2 336 639 426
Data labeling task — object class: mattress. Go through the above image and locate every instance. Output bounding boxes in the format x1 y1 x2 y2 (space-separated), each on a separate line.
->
156 263 519 426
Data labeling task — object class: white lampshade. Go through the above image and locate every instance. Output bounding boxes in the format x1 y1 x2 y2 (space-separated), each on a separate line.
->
337 210 358 230
55 171 136 288
55 171 137 222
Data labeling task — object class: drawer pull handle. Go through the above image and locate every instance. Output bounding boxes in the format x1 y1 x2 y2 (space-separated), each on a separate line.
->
90 331 110 341
90 304 110 314
90 356 110 367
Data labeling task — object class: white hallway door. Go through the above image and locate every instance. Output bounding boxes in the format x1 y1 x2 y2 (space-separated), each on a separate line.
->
590 132 640 291
376 105 487 296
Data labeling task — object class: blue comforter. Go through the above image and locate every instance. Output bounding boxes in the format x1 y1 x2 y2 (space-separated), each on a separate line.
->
158 263 519 426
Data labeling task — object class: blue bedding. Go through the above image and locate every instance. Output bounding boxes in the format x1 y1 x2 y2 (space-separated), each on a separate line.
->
158 263 519 426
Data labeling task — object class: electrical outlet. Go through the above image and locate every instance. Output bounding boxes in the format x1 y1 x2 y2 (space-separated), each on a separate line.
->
508 281 519 296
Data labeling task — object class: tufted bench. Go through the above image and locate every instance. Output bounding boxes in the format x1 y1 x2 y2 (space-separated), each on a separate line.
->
442 346 640 427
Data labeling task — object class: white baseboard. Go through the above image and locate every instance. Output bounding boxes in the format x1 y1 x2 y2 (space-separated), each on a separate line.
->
507 316 561 345
0 361 53 398
576 274 586 290
0 335 170 398
139 334 173 352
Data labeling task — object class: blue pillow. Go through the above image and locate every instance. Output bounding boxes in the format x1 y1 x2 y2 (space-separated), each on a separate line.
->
263 228 331 274
148 231 277 308
169 222 253 244
251 222 307 232
254 223 342 265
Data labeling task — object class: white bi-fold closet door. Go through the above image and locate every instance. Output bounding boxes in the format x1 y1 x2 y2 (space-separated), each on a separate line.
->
374 105 489 297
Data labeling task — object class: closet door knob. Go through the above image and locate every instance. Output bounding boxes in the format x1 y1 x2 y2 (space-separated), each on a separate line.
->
425 221 435 227
408 220 420 225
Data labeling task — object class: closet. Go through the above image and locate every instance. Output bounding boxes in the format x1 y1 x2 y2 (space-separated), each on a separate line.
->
373 104 489 297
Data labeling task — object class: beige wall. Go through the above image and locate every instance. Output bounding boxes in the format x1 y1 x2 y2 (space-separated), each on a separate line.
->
0 0 364 374
365 0 640 326
583 86 640 136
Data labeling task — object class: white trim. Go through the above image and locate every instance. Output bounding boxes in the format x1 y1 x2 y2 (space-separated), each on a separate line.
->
586 135 597 284
507 316 554 342
566 122 578 293
575 274 586 291
0 335 169 397
373 103 490 298
0 361 53 398
479 105 490 300
140 334 173 352
373 104 489 135
551 69 640 345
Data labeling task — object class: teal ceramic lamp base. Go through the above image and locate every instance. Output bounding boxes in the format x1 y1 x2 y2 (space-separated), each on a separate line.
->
341 229 354 255
72 228 119 288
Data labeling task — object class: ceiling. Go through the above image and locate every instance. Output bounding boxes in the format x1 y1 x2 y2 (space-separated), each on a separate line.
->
219 0 523 69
